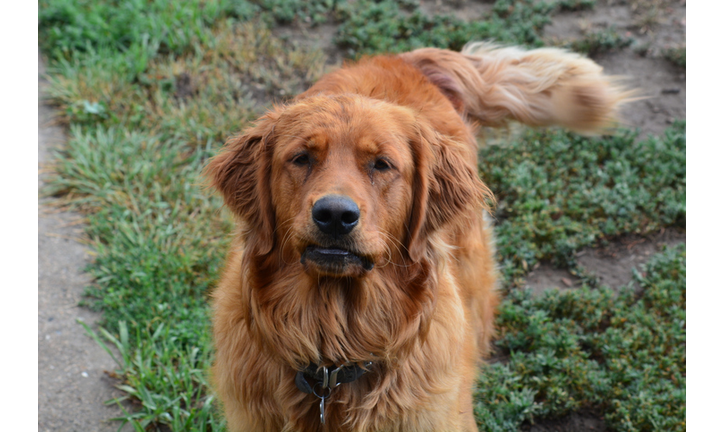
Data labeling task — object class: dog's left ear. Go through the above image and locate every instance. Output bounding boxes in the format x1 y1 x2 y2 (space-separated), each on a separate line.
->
204 110 280 256
407 123 494 262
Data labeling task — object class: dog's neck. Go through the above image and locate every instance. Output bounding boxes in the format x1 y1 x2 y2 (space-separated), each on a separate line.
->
242 250 438 370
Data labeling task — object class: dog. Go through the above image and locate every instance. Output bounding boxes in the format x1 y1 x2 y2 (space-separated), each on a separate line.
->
206 42 628 431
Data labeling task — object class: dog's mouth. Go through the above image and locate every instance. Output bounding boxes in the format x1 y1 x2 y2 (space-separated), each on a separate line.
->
301 245 374 276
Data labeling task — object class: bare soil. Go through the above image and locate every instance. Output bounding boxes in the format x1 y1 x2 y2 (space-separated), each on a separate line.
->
522 409 610 432
525 228 686 295
418 0 494 21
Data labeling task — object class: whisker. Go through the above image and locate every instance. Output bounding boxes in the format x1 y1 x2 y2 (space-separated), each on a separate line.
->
376 229 413 269
279 224 298 265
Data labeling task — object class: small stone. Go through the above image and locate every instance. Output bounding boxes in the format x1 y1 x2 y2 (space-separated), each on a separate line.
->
81 372 89 378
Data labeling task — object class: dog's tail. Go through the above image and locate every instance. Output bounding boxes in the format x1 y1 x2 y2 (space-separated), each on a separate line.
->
400 42 634 134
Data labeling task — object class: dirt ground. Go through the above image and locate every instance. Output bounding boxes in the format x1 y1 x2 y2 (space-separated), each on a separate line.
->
525 411 610 432
526 228 686 295
38 1 685 430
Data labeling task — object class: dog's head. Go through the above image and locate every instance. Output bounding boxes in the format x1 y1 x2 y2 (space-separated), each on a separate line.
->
206 94 491 278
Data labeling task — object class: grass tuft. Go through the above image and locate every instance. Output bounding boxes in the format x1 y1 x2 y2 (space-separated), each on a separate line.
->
569 26 633 56
555 0 597 12
663 44 686 68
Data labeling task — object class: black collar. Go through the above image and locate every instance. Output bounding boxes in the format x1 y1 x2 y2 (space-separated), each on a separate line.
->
295 361 373 395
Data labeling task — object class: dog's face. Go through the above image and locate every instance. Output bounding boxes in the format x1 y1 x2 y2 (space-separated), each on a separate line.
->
207 94 489 278
270 97 418 277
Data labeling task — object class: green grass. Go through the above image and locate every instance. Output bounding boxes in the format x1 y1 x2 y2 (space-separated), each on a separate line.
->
39 1 684 430
335 0 558 56
39 0 253 64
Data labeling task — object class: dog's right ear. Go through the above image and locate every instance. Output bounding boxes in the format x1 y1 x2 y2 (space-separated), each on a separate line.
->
406 122 494 262
204 110 280 256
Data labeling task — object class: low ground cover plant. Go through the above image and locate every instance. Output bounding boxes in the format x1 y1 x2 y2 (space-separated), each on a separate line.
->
568 26 634 56
477 244 685 431
40 1 685 430
479 124 685 287
663 44 686 68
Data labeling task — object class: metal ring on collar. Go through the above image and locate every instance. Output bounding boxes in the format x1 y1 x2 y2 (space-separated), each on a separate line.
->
312 382 332 399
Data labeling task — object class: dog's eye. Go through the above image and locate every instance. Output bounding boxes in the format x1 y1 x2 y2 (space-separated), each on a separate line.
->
291 153 310 166
373 158 392 171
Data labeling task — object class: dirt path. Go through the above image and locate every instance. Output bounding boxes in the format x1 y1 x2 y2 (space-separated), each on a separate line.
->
38 53 127 432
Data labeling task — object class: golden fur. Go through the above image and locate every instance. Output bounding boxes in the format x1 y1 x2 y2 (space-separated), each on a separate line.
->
205 44 628 432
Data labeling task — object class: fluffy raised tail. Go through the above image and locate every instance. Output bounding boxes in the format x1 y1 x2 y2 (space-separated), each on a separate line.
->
400 42 633 134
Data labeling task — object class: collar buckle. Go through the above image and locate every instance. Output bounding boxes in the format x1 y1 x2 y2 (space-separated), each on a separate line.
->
295 360 373 394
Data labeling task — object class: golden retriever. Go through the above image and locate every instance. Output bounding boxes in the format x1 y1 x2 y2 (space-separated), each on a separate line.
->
206 43 628 431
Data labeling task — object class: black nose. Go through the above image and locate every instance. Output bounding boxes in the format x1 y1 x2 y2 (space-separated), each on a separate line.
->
312 195 360 237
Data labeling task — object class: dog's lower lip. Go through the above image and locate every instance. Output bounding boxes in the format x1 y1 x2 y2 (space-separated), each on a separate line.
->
302 245 374 272
315 247 351 255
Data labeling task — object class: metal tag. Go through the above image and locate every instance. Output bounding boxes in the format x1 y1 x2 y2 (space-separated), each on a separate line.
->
319 395 326 424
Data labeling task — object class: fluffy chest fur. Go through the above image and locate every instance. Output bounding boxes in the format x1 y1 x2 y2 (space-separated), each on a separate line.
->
212 242 474 431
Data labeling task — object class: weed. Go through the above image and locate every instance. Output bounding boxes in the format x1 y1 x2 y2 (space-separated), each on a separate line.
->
632 41 652 57
555 0 597 12
629 0 666 34
44 20 326 145
81 321 226 431
255 0 339 25
663 44 686 68
569 26 633 55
